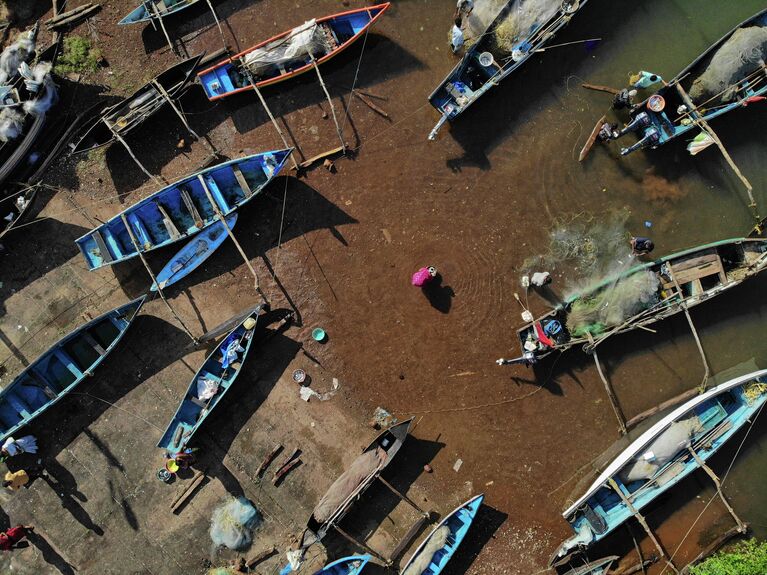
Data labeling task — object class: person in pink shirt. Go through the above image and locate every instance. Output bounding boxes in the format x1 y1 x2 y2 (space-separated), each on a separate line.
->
411 266 437 287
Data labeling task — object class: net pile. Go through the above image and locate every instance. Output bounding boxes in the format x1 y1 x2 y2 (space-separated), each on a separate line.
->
241 20 331 77
689 25 767 104
402 526 451 575
210 497 260 551
492 0 560 54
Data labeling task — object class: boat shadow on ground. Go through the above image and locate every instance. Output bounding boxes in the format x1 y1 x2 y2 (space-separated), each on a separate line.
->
4 315 192 536
194 312 302 496
321 434 446 561
112 177 357 317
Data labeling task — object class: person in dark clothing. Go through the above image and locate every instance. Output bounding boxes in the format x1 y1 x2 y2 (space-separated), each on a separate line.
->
631 236 654 255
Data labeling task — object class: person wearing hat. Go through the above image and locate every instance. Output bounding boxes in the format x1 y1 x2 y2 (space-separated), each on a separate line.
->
631 236 654 256
412 266 438 287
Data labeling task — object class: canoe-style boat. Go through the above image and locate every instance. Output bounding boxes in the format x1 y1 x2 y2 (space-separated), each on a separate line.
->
197 4 390 101
0 296 145 442
70 54 203 154
75 149 292 270
616 8 767 156
119 0 202 25
551 366 767 564
500 238 767 366
301 418 414 548
150 213 236 292
401 494 484 575
157 307 263 456
314 555 370 575
427 0 590 140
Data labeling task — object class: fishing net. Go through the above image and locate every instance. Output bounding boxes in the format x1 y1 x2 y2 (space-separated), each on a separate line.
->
492 0 561 54
241 20 331 78
209 497 260 551
0 30 36 85
403 525 451 575
688 25 767 104
565 269 659 337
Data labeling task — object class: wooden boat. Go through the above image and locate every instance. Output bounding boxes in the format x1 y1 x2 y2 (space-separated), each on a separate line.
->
150 213 236 292
119 0 202 25
500 238 767 366
70 54 203 154
551 367 767 564
313 555 370 575
401 494 484 575
0 296 145 442
157 307 263 456
617 8 767 155
301 418 414 548
75 149 293 270
197 4 390 101
427 0 590 140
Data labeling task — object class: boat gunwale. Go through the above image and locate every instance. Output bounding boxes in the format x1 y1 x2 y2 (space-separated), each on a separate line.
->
119 0 203 25
314 555 371 575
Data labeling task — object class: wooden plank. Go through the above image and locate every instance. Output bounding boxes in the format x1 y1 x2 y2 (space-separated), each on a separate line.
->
171 469 207 513
231 164 253 197
581 82 620 95
154 202 181 240
246 546 277 569
389 514 429 562
291 145 345 171
80 331 107 356
256 444 282 477
91 230 115 263
579 115 606 162
180 188 203 228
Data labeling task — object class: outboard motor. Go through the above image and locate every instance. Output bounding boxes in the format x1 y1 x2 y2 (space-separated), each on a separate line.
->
618 111 651 137
621 126 660 155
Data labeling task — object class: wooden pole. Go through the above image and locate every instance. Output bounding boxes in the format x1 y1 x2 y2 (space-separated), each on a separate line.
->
588 340 627 435
377 476 428 515
607 477 679 574
150 80 201 140
196 175 265 300
119 214 198 343
687 447 747 533
202 0 227 51
142 0 158 31
148 0 176 55
674 83 758 212
108 123 165 185
332 524 390 565
671 273 711 390
309 53 345 151
245 73 300 171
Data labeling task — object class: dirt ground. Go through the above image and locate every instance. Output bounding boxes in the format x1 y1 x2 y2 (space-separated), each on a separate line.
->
0 1 752 574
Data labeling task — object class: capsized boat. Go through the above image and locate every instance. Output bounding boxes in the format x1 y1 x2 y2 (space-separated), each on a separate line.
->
551 363 767 564
428 0 590 139
157 307 263 456
501 238 767 366
302 418 414 548
197 4 390 101
70 54 203 154
75 149 292 270
616 8 767 155
150 213 236 292
401 494 484 575
119 0 203 25
0 296 145 442
314 555 370 575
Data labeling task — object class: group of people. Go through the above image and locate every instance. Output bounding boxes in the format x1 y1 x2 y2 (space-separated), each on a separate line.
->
450 0 474 53
0 435 40 552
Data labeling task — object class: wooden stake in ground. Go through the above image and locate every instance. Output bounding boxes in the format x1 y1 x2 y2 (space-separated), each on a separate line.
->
309 53 345 151
119 214 198 343
196 174 265 300
246 74 300 171
607 477 679 574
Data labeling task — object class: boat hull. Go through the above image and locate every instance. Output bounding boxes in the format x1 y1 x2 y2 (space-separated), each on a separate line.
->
119 0 202 25
313 555 370 575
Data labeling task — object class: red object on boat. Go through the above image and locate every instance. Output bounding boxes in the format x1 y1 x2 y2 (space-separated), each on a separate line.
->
534 322 554 348
742 95 766 107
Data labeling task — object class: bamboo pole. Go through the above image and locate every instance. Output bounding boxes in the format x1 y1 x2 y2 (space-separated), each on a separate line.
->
108 123 165 185
119 214 198 343
687 447 747 533
332 524 389 565
148 0 175 55
377 476 428 515
151 80 201 140
245 73 300 171
587 335 627 435
671 272 710 390
607 477 679 574
202 0 227 51
196 175 264 300
309 53 345 151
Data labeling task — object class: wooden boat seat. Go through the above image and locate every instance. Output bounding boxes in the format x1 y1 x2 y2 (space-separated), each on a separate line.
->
55 350 83 377
662 253 726 292
231 164 253 198
153 202 181 240
28 370 59 399
81 331 107 356
91 230 115 263
6 395 31 420
189 396 207 408
180 187 204 228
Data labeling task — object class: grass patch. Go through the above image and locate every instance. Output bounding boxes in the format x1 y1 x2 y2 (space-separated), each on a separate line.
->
690 539 767 575
55 36 102 75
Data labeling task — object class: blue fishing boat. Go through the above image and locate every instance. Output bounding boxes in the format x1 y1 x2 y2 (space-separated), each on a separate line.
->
197 4 390 101
119 0 203 26
150 213 236 292
75 150 292 271
400 494 484 575
616 8 767 155
0 297 145 442
427 0 590 139
314 555 370 575
157 308 263 456
550 367 767 565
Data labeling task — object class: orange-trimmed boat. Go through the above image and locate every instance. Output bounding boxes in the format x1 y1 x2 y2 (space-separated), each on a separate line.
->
197 3 390 101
